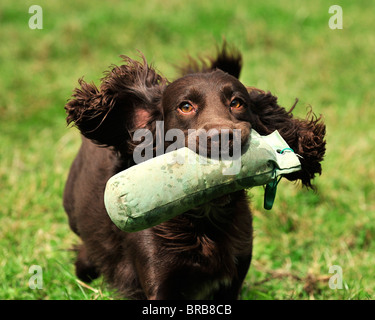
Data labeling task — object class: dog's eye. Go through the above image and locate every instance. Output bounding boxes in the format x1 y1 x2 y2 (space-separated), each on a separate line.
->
230 99 244 109
178 102 195 114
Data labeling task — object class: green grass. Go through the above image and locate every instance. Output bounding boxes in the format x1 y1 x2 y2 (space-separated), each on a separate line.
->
1 0 374 300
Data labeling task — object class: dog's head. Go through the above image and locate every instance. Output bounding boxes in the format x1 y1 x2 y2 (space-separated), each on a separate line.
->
65 49 325 188
162 70 252 157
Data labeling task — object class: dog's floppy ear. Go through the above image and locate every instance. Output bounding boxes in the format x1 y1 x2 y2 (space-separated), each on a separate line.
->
248 88 326 188
179 41 243 79
65 55 167 154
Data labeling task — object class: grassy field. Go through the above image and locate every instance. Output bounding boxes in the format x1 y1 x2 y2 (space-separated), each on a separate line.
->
1 0 374 300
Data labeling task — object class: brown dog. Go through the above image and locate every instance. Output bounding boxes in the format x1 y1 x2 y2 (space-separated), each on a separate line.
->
63 45 325 299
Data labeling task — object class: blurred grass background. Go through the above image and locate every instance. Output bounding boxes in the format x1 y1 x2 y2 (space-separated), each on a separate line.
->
0 0 374 299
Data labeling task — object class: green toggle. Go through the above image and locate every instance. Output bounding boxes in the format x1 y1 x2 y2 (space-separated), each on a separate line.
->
264 176 282 210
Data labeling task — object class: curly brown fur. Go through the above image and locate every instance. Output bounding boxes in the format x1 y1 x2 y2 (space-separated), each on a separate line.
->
177 41 243 79
65 56 167 155
247 89 326 188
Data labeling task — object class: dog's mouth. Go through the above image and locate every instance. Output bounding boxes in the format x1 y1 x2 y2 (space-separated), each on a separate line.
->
186 129 244 160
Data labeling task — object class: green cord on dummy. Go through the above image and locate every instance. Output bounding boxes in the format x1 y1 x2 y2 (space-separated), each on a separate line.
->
104 130 301 232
